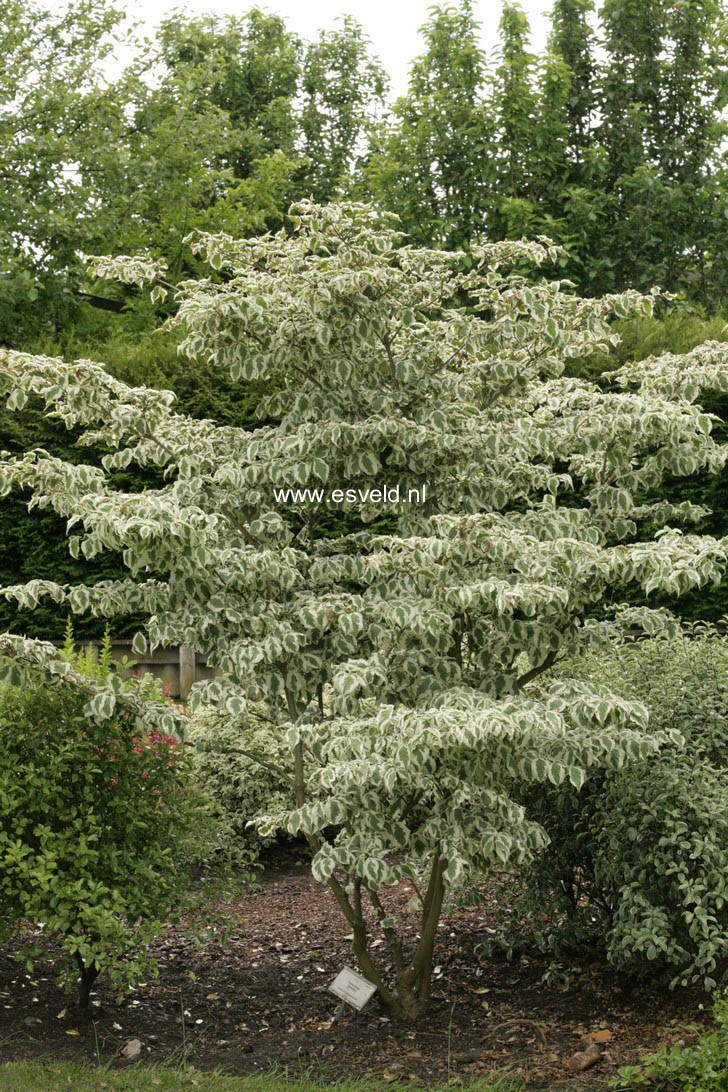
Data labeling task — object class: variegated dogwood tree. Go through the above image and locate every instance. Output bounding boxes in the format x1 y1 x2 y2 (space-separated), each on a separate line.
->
3 202 728 1019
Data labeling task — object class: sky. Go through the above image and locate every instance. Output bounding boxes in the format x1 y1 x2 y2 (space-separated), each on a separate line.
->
104 0 555 101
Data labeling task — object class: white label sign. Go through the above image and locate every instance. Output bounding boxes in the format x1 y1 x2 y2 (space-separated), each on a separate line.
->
328 966 377 1011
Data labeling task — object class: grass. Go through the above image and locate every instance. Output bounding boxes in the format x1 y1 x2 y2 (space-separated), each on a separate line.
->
0 1061 522 1092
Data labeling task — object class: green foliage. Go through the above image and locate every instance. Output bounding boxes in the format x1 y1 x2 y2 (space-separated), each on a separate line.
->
0 1 387 348
299 16 388 201
509 628 728 989
154 9 301 185
492 5 538 209
0 676 213 1004
187 706 294 853
0 627 241 1004
365 0 728 303
549 0 595 153
4 0 728 341
611 991 728 1090
362 0 489 248
3 202 728 1019
568 308 728 382
0 0 125 345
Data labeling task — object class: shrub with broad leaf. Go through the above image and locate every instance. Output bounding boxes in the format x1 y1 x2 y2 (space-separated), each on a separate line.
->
0 632 225 1007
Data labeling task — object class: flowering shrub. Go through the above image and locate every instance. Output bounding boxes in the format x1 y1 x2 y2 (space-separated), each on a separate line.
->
0 645 221 1007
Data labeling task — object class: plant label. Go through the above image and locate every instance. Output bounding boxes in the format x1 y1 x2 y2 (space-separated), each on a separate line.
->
328 966 377 1010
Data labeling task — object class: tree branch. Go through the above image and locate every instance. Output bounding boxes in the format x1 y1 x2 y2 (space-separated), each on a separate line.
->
515 649 563 689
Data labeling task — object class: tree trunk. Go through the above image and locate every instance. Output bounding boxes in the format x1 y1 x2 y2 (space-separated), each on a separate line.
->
330 855 447 1022
74 952 100 1009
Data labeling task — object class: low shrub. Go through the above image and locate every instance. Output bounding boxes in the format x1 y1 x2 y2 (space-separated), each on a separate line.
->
504 627 728 989
0 650 225 1006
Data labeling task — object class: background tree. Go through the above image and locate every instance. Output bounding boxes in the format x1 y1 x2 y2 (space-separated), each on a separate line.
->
157 9 302 182
489 3 539 238
363 1 491 248
549 0 595 159
365 0 728 301
299 16 388 201
0 0 127 346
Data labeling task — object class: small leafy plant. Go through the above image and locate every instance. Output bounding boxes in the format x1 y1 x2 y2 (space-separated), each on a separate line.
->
611 992 728 1090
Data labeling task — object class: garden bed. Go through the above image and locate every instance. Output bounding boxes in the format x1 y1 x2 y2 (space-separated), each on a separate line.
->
0 860 711 1089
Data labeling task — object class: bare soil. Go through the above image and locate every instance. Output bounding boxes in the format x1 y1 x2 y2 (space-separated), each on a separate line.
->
0 858 711 1088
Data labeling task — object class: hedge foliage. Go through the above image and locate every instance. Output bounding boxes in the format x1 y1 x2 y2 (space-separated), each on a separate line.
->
508 627 728 989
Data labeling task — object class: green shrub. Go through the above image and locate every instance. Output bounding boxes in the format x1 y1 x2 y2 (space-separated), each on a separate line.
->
187 706 295 854
505 627 728 989
611 991 728 1090
0 673 219 1006
567 307 728 383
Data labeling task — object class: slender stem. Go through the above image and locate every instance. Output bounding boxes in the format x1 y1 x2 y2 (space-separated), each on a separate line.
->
74 951 100 1009
284 682 306 808
367 885 405 972
403 854 446 996
325 875 398 1011
219 504 263 548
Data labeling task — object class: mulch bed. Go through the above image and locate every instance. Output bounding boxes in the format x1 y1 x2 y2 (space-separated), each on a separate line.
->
0 857 711 1088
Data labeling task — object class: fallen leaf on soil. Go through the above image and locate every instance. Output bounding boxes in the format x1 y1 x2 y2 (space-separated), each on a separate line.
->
570 1042 602 1071
590 1029 613 1043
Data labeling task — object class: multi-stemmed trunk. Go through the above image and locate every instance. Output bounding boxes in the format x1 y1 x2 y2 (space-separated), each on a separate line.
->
292 720 447 1021
326 853 447 1021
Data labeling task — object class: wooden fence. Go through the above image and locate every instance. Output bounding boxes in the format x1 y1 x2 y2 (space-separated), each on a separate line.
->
50 640 215 701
